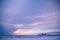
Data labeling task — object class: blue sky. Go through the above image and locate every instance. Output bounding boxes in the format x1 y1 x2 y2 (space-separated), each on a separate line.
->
1 0 60 35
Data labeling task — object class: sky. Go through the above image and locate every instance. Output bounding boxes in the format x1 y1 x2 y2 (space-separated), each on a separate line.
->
0 0 60 35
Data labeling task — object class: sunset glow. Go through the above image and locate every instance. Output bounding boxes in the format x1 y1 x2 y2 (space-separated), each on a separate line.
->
13 29 39 35
1 0 59 36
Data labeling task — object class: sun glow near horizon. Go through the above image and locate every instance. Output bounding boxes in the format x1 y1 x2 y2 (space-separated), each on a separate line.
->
2 0 59 35
13 28 60 35
13 28 40 35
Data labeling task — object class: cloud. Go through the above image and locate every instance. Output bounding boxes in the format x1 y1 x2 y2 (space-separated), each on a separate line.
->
28 13 58 29
29 22 42 26
13 12 59 35
2 0 59 35
2 0 28 29
13 24 25 28
8 0 27 15
13 29 39 35
13 28 60 35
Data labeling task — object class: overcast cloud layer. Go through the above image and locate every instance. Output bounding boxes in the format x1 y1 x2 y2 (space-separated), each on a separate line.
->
1 0 60 35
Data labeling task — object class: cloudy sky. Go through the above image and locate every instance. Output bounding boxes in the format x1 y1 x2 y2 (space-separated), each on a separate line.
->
1 0 60 35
